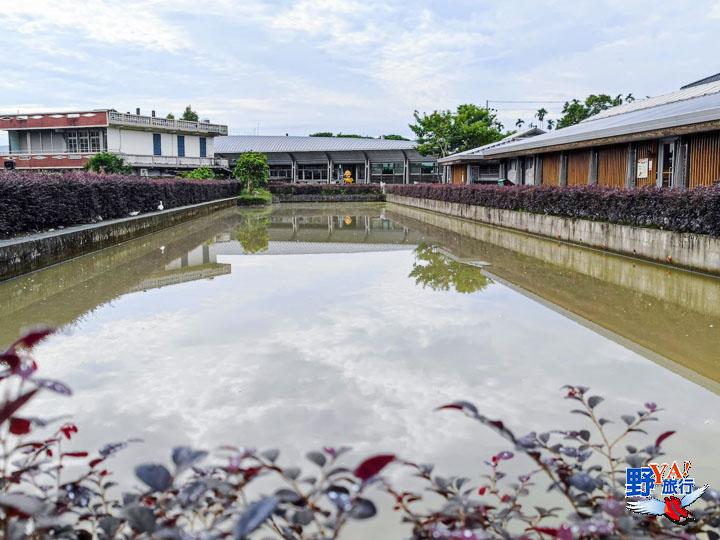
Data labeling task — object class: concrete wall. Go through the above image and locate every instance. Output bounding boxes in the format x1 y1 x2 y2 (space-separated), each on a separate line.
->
386 193 720 275
106 128 211 157
0 197 238 282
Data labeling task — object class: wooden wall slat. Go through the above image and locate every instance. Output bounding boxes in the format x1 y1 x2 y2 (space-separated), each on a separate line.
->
567 150 590 186
635 141 657 187
542 153 560 185
689 131 720 188
597 145 628 187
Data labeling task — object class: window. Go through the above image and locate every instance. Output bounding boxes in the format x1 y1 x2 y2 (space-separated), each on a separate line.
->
661 141 675 188
153 133 162 156
89 131 101 152
78 131 90 153
65 130 101 153
269 165 292 181
177 135 185 157
297 164 327 182
370 161 404 183
199 137 207 158
410 161 440 183
66 132 79 153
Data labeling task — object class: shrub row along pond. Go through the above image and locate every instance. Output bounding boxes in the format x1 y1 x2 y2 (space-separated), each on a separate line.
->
1 329 719 538
0 172 239 238
267 182 384 196
386 184 720 237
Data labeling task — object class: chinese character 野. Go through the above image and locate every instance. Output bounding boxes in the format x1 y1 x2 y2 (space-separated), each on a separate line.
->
626 467 655 497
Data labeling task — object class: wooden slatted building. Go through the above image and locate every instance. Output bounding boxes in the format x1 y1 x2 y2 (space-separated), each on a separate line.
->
441 74 720 189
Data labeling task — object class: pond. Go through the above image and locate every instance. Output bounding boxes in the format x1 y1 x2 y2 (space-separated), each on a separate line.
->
2 202 719 537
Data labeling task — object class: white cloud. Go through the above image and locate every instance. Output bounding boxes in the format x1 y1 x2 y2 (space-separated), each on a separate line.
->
1 0 188 52
2 0 720 141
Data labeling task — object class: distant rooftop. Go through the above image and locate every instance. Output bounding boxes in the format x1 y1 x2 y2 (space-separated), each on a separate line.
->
481 78 720 157
215 135 417 154
438 127 545 163
681 72 720 89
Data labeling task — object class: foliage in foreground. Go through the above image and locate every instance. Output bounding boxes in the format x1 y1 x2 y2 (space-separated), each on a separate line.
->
233 153 269 193
386 183 720 237
237 188 272 206
180 167 216 180
1 329 719 539
0 171 238 238
84 153 132 175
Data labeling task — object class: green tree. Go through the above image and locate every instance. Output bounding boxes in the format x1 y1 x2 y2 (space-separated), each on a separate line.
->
557 93 635 128
546 119 556 130
515 118 525 129
166 112 175 120
309 132 334 137
409 244 491 294
381 134 410 140
233 152 269 192
535 108 548 122
336 133 371 138
181 105 199 122
409 104 505 157
84 152 132 174
181 166 215 180
235 216 269 254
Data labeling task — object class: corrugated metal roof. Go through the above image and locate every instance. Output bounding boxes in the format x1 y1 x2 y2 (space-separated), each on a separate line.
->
681 72 720 89
215 135 418 154
585 80 720 121
438 127 545 163
483 83 720 157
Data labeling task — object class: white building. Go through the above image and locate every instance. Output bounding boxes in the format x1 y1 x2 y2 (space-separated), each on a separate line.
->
0 108 229 175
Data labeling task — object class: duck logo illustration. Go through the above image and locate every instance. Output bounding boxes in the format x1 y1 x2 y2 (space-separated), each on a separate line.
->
626 485 708 525
625 460 709 525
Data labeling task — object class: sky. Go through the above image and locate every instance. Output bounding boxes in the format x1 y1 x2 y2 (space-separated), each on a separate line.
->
2 0 720 144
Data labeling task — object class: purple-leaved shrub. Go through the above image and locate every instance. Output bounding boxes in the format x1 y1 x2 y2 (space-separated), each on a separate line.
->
0 172 238 238
386 184 720 237
1 329 719 539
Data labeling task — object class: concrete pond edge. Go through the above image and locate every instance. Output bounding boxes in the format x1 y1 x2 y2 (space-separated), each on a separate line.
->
0 197 238 282
386 193 720 275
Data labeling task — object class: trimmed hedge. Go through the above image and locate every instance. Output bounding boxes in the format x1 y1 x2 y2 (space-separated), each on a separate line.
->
268 182 383 195
386 183 720 236
0 171 239 238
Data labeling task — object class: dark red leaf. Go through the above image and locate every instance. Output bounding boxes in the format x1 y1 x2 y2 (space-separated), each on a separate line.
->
655 430 675 448
0 389 39 425
529 527 559 537
89 458 105 468
62 451 89 458
9 417 31 435
436 403 464 411
12 328 55 350
60 423 78 440
0 352 21 371
353 454 395 481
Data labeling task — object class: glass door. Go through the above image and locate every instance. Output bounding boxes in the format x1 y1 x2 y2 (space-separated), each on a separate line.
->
660 139 675 188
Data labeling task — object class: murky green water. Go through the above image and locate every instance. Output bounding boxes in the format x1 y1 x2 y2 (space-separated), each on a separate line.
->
2 203 719 537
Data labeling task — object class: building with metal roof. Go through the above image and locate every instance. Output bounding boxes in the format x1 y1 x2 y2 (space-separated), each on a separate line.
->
215 135 440 183
437 127 545 185
0 108 228 174
681 72 720 89
442 75 720 189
